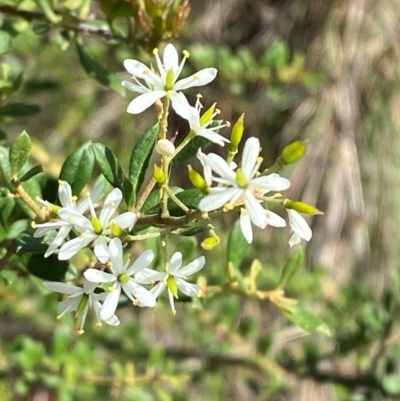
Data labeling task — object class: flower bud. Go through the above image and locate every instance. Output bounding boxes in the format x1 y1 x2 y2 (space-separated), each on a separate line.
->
280 141 306 165
284 199 323 215
201 234 220 250
153 164 166 186
229 113 245 153
188 165 208 193
155 139 175 157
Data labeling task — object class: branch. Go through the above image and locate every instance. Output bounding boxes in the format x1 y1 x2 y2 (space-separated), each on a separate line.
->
0 5 123 41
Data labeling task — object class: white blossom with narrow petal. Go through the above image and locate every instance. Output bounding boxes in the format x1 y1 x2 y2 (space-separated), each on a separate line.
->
135 252 205 315
33 181 103 258
122 43 217 114
198 137 290 243
287 209 312 247
44 279 120 334
173 92 229 146
84 238 156 321
57 188 137 263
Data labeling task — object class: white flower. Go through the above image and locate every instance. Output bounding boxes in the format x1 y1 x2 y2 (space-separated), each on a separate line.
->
173 92 229 146
122 43 217 114
44 279 120 334
57 188 137 263
198 137 291 243
287 209 312 247
84 238 156 321
135 252 205 315
33 181 103 258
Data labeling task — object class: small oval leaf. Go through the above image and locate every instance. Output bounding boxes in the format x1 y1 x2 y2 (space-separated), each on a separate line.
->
282 305 332 336
129 124 159 207
19 164 43 182
227 219 248 269
0 103 41 122
173 135 211 164
277 247 304 289
9 130 31 175
59 143 94 195
91 143 128 199
26 253 69 281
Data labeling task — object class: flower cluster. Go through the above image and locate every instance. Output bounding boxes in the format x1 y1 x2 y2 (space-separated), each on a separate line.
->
36 43 320 334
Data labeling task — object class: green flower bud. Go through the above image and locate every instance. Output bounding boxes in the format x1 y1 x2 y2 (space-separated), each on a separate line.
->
201 235 220 250
284 199 323 215
280 141 306 165
229 113 245 153
188 165 208 193
111 222 126 238
153 164 166 186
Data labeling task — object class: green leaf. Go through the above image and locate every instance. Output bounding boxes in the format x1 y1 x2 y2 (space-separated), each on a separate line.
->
76 41 125 96
19 164 43 182
227 220 248 269
0 146 12 189
59 142 95 195
381 374 400 395
9 130 32 175
91 143 130 201
0 31 11 54
173 135 211 164
26 253 69 281
277 247 304 289
0 103 41 122
282 305 331 336
17 229 56 254
128 124 159 207
140 186 183 214
0 130 6 145
168 189 203 216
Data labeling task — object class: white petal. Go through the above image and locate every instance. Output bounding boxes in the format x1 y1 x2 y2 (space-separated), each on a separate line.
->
83 280 97 293
123 281 156 307
58 297 80 315
196 128 229 146
58 235 95 260
127 91 166 114
244 192 268 228
112 212 137 230
163 43 179 72
58 208 93 233
103 313 120 326
94 236 110 264
150 281 166 299
178 256 205 276
196 148 212 186
44 281 82 295
265 210 286 227
58 181 74 208
289 233 301 248
170 91 191 119
84 268 116 283
175 278 201 297
240 208 253 243
100 286 121 321
206 153 236 181
44 225 72 257
168 252 182 273
253 174 291 192
241 137 260 177
198 187 241 212
123 60 164 87
134 268 166 284
288 209 312 241
99 188 123 227
174 68 218 90
126 249 155 276
108 238 124 275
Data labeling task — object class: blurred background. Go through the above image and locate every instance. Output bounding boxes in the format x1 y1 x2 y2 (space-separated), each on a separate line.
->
1 0 400 400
